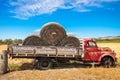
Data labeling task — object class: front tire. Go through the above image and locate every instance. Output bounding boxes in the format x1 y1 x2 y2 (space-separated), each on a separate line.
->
101 57 114 68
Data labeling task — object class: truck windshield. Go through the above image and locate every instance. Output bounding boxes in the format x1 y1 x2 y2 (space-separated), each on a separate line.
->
88 42 96 47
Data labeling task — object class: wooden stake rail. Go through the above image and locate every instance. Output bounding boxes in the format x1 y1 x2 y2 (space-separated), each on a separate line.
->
8 46 83 58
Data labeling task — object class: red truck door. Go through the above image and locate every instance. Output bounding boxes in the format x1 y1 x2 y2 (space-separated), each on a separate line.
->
85 41 99 61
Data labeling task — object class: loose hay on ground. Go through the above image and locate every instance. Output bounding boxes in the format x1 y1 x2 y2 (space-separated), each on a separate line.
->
0 68 120 80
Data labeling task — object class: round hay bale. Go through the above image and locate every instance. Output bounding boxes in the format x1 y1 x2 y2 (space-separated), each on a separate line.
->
58 35 80 47
40 22 66 46
23 35 45 46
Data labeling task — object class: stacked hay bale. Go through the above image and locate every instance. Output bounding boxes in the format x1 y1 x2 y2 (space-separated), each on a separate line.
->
23 22 80 47
58 35 80 47
23 35 45 46
40 22 67 46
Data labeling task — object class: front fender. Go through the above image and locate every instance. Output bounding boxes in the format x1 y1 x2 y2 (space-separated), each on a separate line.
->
98 53 115 64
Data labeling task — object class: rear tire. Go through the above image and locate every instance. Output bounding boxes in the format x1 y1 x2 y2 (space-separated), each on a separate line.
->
37 58 52 70
101 57 114 68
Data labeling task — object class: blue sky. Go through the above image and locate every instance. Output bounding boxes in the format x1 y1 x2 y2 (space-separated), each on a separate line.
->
0 0 120 40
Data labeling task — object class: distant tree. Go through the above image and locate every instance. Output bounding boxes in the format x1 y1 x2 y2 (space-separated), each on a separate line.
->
105 39 109 41
0 39 3 44
4 39 13 45
13 39 23 44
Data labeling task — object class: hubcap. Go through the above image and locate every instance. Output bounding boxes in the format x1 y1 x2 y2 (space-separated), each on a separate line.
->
42 61 49 67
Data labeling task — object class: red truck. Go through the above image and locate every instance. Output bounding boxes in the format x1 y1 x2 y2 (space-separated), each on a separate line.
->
80 38 116 66
1 38 116 71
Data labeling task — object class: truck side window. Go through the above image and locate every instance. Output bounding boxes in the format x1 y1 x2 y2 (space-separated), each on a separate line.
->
88 42 96 47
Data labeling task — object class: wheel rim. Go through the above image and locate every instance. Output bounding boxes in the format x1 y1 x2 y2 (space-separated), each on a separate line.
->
41 61 49 67
102 57 113 68
36 58 52 70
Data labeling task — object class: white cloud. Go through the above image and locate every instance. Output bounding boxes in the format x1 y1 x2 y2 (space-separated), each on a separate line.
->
9 0 119 20
9 0 64 19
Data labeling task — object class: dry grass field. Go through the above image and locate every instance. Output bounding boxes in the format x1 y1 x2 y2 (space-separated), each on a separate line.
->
0 45 7 53
0 43 120 80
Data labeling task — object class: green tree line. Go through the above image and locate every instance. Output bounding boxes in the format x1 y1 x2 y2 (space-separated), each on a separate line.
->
0 38 120 45
0 39 23 45
96 38 120 43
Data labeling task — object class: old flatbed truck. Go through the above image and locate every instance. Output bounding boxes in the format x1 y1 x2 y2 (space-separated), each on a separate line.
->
0 38 117 73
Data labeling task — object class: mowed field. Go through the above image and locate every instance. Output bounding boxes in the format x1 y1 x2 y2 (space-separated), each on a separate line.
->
0 43 120 80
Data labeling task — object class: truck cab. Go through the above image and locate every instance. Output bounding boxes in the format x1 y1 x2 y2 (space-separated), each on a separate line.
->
80 38 116 67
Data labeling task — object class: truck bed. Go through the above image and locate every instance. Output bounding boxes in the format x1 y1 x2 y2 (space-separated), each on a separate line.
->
8 45 83 58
